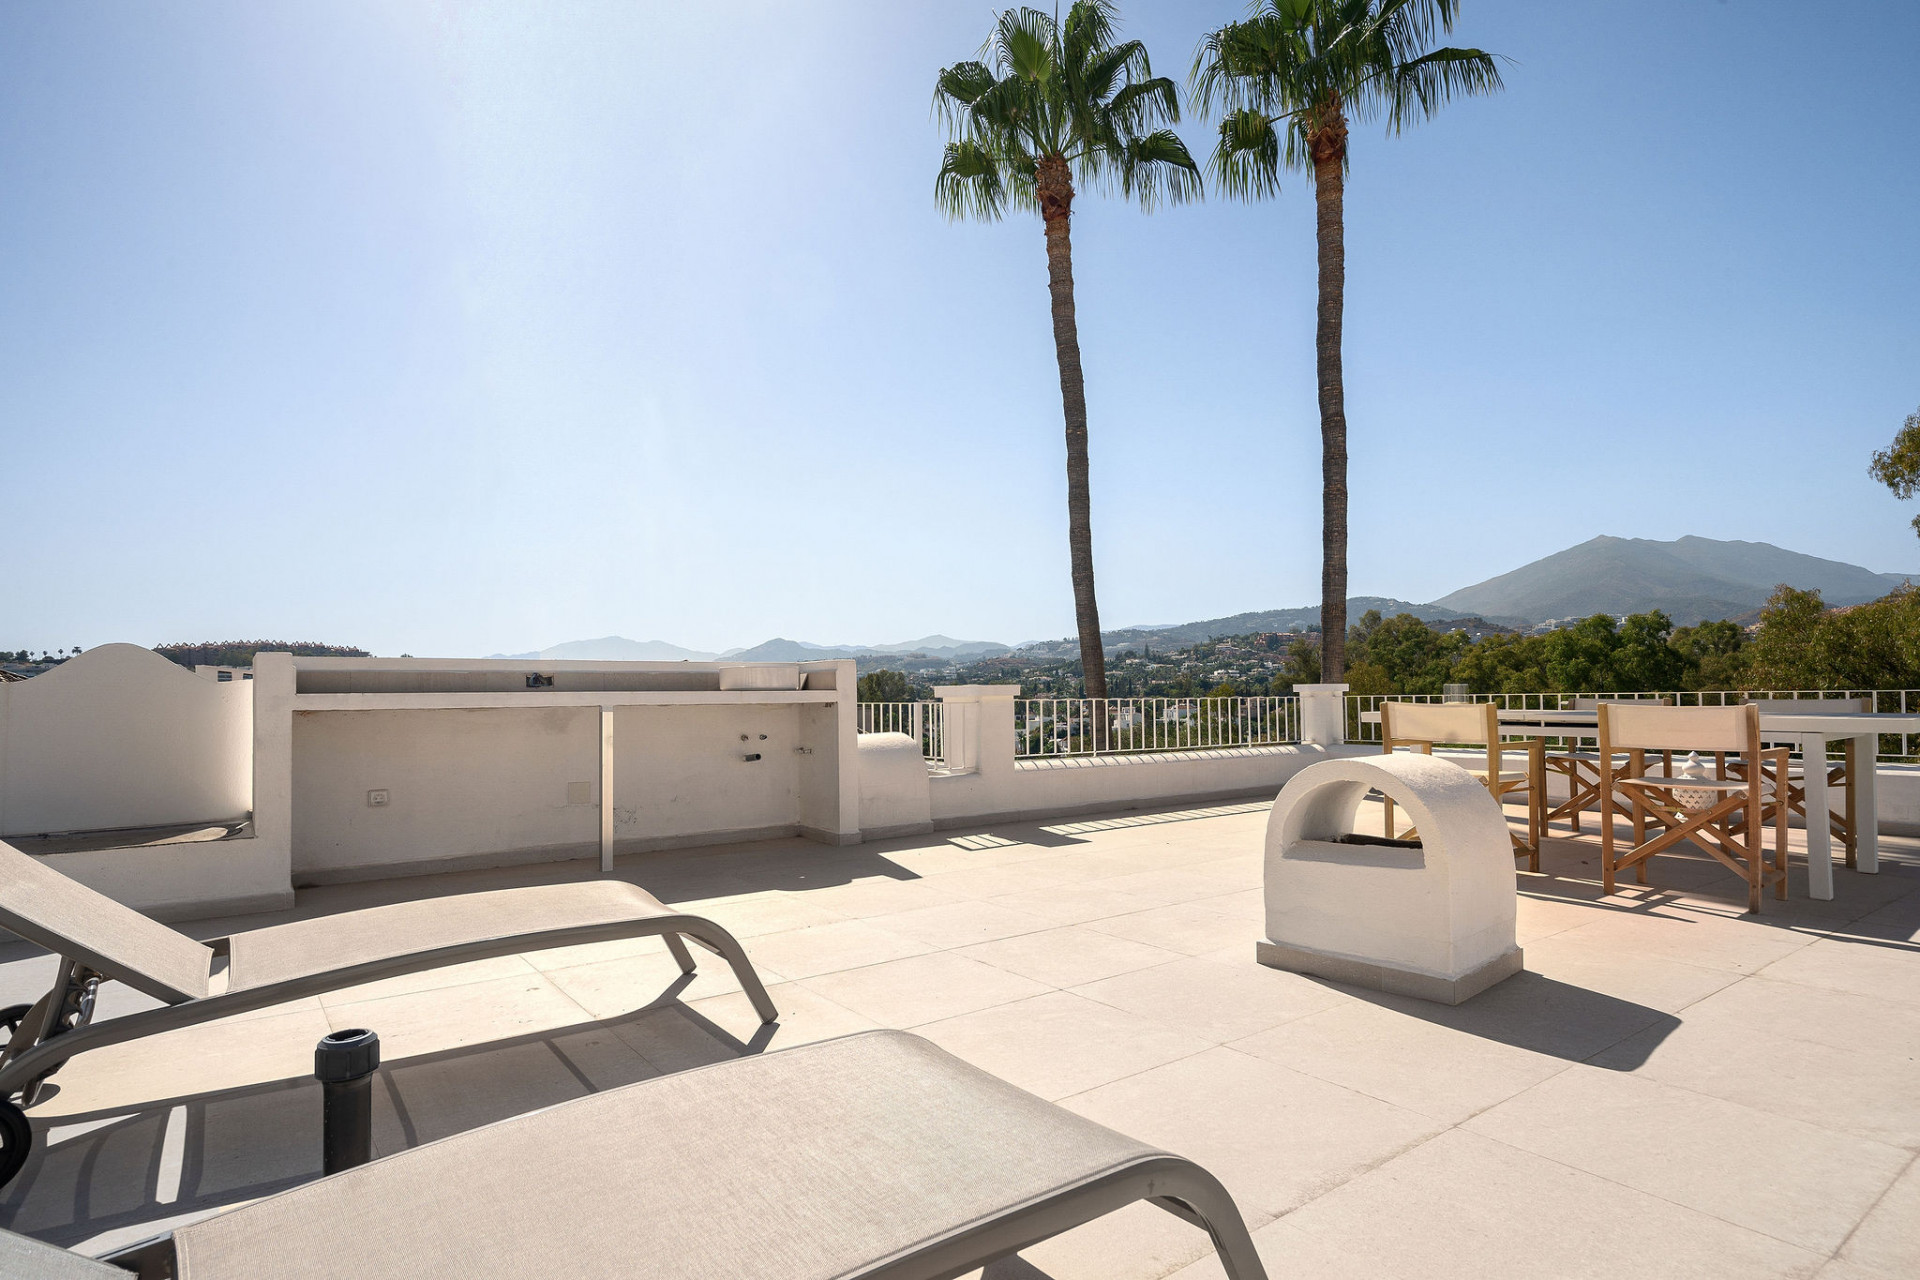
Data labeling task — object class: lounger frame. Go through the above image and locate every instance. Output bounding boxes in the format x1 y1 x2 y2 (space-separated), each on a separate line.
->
100 1151 1264 1280
0 911 775 1102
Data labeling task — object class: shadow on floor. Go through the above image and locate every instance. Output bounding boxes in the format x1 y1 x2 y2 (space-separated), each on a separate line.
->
1 991 769 1249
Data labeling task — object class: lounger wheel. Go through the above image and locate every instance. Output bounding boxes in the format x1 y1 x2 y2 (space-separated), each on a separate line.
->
0 1096 30 1189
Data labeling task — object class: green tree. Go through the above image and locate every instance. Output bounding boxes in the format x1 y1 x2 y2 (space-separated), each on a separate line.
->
1868 403 1920 537
1192 1 1501 681
935 1 1200 701
1669 619 1748 690
856 669 913 702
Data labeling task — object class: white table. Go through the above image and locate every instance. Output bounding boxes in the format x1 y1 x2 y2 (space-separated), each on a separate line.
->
1362 707 1920 900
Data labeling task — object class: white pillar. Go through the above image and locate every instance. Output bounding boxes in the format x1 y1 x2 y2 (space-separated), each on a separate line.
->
599 705 614 873
1295 683 1350 747
931 685 1019 778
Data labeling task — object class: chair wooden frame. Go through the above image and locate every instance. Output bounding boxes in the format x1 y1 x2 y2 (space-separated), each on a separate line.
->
1543 698 1672 835
1597 703 1789 913
1379 701 1544 872
1726 698 1867 869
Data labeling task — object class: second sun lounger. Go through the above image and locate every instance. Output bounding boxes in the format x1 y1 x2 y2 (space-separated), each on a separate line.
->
0 836 776 1187
89 1029 1266 1280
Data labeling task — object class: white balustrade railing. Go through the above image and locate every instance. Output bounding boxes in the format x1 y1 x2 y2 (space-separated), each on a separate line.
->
1346 689 1920 762
1015 696 1299 758
856 701 945 765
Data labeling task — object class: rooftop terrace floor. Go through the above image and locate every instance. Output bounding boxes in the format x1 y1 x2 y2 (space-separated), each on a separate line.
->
4 800 1918 1278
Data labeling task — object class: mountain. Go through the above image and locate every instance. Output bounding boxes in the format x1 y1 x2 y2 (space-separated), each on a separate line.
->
1435 536 1915 626
486 636 718 661
726 635 1012 662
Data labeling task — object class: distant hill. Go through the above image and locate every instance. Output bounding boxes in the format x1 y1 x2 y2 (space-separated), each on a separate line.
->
487 637 718 662
156 640 370 667
493 634 1011 664
1435 536 1915 626
727 635 1012 662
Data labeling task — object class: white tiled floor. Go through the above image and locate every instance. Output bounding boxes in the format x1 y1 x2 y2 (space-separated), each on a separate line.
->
3 798 1918 1278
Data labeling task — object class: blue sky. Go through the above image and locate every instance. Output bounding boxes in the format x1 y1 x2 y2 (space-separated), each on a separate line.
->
3 1 1916 657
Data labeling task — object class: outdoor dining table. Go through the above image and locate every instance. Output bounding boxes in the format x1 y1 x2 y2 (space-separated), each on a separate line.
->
1359 706 1920 900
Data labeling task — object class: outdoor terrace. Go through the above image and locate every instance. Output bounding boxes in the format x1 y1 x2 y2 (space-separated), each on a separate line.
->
3 798 1917 1279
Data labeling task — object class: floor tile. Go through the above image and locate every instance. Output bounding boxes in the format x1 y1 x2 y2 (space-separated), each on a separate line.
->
1590 1013 1920 1148
1074 956 1347 1044
1063 1046 1443 1220
1465 1064 1911 1252
1231 998 1569 1124
733 918 934 980
1167 1128 1824 1280
957 926 1188 989
867 899 1056 949
1083 901 1255 956
324 973 590 1061
798 951 1049 1027
1837 1154 1920 1278
917 991 1211 1100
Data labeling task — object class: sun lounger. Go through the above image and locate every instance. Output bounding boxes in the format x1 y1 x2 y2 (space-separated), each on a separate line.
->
77 1030 1262 1279
0 836 777 1186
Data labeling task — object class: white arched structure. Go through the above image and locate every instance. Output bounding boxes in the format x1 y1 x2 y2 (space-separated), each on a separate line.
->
1259 753 1522 1004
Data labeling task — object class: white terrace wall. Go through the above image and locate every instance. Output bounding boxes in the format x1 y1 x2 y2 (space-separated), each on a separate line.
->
290 702 816 881
920 686 1359 829
0 643 251 836
256 654 859 886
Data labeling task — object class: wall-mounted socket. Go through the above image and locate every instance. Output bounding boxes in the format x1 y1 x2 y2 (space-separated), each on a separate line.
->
367 789 390 808
566 781 592 805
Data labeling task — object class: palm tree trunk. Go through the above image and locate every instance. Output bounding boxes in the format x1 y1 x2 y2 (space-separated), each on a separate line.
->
1310 114 1350 683
1037 157 1107 705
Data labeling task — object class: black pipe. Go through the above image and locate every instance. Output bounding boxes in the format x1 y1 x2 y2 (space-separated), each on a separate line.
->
314 1028 379 1174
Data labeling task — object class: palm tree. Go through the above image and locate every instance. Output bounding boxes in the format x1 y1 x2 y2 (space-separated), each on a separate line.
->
935 1 1200 701
1192 0 1501 681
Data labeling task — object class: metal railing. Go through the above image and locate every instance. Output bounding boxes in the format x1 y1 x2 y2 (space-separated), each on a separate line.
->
1016 696 1299 759
856 701 945 766
1346 689 1920 762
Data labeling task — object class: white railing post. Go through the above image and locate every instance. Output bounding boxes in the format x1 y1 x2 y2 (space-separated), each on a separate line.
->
1296 683 1350 747
931 685 1018 777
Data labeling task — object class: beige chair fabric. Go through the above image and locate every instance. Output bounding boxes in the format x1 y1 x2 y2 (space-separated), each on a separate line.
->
171 1031 1185 1280
228 881 672 991
1602 704 1753 753
0 1229 126 1279
1379 701 1494 745
0 839 212 1002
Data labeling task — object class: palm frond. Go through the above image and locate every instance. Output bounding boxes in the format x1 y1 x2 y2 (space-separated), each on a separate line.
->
1209 108 1282 200
934 140 1008 222
933 60 997 123
1386 46 1504 129
1120 129 1202 211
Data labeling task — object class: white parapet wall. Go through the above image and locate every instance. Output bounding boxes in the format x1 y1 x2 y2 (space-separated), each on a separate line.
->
0 643 285 919
255 653 860 886
919 686 1361 828
0 644 252 834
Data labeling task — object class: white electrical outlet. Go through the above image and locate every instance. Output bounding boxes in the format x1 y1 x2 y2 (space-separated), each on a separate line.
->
367 789 390 807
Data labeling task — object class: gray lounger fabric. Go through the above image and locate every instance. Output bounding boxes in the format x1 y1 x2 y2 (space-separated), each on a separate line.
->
227 881 673 991
0 1228 125 1279
169 1032 1168 1280
0 839 212 1002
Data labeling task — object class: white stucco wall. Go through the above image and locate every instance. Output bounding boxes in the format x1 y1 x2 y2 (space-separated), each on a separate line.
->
290 701 820 880
858 733 933 836
0 643 252 836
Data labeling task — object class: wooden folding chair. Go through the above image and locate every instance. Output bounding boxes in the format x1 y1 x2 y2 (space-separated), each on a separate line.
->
1543 698 1672 834
1727 698 1868 868
1380 701 1544 872
1597 703 1789 913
